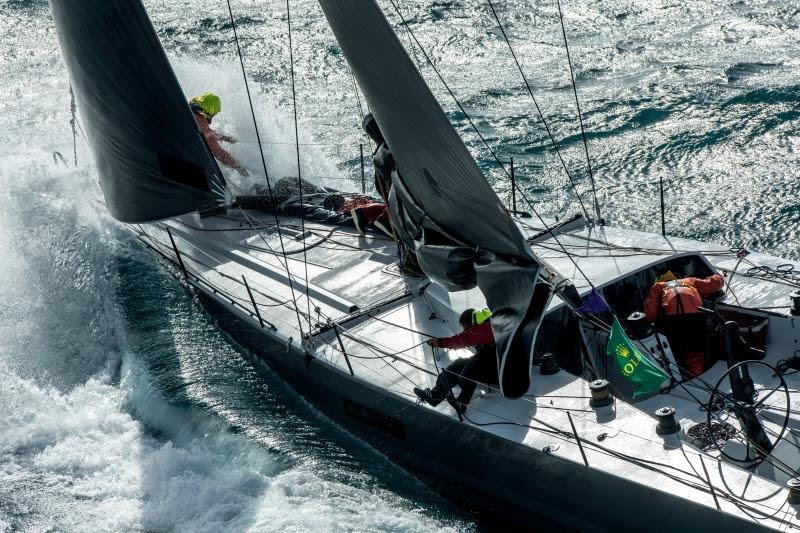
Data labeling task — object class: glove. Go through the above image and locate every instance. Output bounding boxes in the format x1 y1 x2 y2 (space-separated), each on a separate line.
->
427 338 440 348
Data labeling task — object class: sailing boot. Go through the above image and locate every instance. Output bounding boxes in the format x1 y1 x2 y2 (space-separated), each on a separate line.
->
413 386 446 407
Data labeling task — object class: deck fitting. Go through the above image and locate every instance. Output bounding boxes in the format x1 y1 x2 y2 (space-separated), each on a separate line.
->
589 379 614 408
655 406 680 435
539 353 560 375
787 478 800 504
791 290 800 316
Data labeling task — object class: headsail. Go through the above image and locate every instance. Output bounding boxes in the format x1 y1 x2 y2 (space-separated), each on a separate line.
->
317 0 563 397
50 0 227 223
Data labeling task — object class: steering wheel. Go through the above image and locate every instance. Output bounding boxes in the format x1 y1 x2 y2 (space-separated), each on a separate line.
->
705 360 790 464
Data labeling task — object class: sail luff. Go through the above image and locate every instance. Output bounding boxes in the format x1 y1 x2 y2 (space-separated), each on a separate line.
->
50 0 226 223
317 0 530 260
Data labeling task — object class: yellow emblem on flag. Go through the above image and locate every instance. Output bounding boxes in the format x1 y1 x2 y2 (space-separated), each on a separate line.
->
606 318 669 398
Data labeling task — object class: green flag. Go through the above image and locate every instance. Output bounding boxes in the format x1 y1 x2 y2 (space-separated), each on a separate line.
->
606 318 669 399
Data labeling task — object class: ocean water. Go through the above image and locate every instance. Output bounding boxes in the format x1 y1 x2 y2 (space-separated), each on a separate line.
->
1 0 799 530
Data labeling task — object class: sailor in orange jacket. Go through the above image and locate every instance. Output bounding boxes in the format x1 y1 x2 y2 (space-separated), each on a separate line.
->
644 273 724 376
644 274 725 323
414 308 497 413
189 92 249 175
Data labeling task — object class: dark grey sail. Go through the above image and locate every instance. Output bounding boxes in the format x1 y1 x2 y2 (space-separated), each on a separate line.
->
317 0 564 398
50 0 226 223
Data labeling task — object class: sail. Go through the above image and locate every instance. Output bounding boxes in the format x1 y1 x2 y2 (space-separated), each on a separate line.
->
50 0 226 223
318 0 564 397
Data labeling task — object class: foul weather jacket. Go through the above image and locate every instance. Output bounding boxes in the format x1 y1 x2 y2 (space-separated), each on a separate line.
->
644 274 725 323
434 321 495 349
433 321 498 405
193 112 240 170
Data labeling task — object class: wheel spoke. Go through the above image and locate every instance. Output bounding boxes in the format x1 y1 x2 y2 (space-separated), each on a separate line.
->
705 360 789 464
754 387 780 410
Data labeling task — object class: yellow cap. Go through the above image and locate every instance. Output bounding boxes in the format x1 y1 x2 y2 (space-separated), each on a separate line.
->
656 271 678 283
473 308 493 325
190 92 221 117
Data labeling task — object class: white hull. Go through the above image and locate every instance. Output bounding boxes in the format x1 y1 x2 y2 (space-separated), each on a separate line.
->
133 211 800 530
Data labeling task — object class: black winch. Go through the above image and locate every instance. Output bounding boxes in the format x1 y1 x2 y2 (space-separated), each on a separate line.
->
655 406 680 435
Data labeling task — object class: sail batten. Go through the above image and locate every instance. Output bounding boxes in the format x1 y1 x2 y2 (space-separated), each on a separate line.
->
318 0 559 397
50 0 226 223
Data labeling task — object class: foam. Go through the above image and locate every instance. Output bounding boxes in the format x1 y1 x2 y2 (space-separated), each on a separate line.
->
172 58 360 195
0 10 462 532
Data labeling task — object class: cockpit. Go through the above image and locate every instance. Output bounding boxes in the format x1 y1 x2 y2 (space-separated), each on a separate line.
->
537 252 769 401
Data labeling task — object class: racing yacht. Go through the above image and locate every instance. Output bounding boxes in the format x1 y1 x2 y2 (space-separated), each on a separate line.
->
50 0 800 529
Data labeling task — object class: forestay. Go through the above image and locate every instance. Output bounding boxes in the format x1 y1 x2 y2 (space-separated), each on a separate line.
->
317 0 564 397
50 0 227 223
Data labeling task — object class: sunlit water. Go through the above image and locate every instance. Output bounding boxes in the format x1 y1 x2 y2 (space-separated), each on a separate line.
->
1 0 799 530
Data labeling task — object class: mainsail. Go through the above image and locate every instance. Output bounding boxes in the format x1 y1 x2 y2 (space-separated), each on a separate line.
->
317 0 561 397
50 0 227 223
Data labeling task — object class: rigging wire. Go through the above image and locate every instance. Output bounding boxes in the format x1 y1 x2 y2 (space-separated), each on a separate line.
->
554 0 602 223
384 0 515 182
224 0 306 339
484 0 590 222
385 0 606 299
284 0 314 333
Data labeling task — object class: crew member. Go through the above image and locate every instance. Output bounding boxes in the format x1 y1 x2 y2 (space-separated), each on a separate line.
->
644 273 725 323
644 272 724 376
322 193 391 236
414 308 497 414
189 92 248 175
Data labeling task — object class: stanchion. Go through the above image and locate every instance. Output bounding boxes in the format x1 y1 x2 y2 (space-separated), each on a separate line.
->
360 143 366 193
242 276 264 328
165 227 187 279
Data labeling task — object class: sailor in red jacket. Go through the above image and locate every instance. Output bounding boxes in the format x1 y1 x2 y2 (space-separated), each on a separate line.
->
414 308 498 413
644 272 724 376
189 92 249 175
